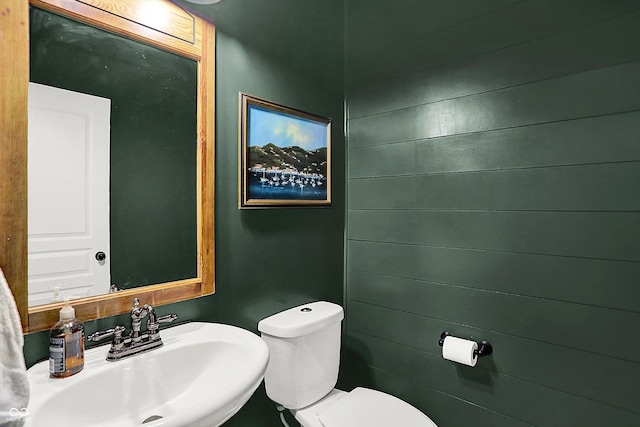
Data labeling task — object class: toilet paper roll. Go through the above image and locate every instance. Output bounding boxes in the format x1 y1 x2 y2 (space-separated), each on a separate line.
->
442 336 478 367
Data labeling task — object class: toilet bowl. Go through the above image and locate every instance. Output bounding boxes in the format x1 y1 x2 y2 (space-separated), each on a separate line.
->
258 301 438 427
292 387 435 427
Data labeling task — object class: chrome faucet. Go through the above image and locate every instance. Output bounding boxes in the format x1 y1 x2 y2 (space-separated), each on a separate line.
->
130 298 149 343
87 298 177 361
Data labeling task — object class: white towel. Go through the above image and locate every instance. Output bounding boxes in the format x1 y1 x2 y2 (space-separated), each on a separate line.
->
0 267 29 426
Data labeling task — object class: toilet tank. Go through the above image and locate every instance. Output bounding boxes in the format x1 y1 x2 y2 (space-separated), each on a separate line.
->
258 301 344 410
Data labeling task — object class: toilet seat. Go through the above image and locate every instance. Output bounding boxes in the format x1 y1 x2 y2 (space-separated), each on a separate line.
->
317 387 437 427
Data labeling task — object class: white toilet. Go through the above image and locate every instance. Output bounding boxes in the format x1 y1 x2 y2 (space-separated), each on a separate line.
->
258 301 438 427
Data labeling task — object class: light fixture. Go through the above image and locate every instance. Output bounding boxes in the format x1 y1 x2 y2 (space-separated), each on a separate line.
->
184 0 223 4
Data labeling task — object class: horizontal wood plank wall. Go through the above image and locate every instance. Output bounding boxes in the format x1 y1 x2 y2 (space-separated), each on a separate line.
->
344 1 640 426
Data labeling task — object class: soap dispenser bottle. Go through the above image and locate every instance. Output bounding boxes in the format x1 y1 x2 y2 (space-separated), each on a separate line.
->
49 300 85 378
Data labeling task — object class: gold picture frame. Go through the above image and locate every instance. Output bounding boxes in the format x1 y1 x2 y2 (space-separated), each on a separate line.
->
239 93 331 208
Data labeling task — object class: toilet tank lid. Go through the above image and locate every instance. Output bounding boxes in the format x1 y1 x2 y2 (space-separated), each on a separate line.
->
258 301 344 338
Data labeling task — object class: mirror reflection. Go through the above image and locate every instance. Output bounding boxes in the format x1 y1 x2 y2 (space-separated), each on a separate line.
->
27 7 198 307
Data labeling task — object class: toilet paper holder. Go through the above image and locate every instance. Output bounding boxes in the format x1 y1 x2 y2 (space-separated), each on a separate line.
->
438 331 493 358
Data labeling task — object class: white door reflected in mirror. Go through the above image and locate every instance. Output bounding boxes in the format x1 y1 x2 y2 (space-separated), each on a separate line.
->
27 82 111 306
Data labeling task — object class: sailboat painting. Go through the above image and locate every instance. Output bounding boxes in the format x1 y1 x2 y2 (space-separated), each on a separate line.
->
239 93 332 208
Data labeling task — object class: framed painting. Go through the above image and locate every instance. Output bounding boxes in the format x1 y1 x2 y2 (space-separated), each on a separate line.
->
238 93 331 208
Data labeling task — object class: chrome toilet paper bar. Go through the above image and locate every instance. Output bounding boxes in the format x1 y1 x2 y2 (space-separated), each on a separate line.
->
438 331 493 358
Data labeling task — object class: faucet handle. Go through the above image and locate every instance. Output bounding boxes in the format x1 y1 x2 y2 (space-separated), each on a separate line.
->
148 313 177 329
87 325 125 342
157 314 178 324
87 325 126 351
147 313 177 339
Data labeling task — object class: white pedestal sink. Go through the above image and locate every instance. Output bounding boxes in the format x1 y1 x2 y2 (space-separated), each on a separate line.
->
26 322 269 427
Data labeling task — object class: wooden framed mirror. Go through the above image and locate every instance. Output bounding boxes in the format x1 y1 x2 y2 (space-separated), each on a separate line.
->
0 0 215 333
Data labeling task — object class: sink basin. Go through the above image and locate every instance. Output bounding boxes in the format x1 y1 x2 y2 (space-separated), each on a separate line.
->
26 322 269 427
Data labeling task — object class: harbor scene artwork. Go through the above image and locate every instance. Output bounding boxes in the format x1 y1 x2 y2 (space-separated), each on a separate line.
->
239 94 331 208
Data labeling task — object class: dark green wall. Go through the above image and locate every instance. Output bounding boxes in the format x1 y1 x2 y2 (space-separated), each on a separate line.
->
24 1 345 426
344 1 640 426
23 1 640 426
